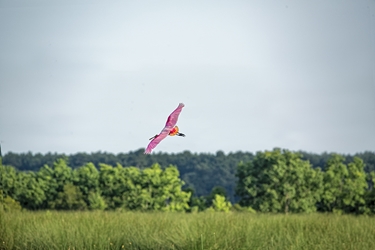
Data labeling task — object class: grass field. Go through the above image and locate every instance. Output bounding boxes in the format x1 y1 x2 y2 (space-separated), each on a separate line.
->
1 211 375 250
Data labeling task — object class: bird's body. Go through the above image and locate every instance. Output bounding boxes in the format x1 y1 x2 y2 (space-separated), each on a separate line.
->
169 126 182 136
144 103 185 154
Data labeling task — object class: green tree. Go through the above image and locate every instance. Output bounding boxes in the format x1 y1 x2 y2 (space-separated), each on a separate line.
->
99 163 139 209
16 171 46 210
210 194 232 212
0 190 22 212
51 183 87 210
0 164 19 198
37 158 73 209
158 165 190 211
236 148 323 213
205 186 228 208
344 157 367 213
124 164 190 211
320 155 368 214
98 163 190 211
320 154 348 213
88 191 107 210
73 163 100 206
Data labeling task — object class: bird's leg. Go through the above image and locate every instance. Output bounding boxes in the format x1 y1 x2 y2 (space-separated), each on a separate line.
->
176 133 185 137
149 134 158 140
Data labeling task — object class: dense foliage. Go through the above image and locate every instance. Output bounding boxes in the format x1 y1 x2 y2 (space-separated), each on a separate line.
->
236 149 375 214
1 149 375 214
2 149 255 202
236 149 323 213
0 159 192 211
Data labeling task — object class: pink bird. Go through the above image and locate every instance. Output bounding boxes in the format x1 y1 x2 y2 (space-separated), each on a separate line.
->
144 103 186 154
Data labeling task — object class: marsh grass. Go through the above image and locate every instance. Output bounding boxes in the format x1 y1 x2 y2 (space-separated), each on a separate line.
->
1 211 375 250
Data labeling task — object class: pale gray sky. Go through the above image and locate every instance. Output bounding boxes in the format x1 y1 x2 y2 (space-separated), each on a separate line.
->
0 0 374 155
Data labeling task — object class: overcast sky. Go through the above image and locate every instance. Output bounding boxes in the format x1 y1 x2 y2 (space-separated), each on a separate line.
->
0 0 374 155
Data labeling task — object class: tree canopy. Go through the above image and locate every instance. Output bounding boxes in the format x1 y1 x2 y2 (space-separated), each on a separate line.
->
1 149 375 214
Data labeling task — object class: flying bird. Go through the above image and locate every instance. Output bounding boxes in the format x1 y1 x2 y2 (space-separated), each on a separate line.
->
144 103 186 154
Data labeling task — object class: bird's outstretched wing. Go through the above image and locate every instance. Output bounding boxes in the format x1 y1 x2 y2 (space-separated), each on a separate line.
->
144 103 185 154
144 131 169 154
165 103 185 129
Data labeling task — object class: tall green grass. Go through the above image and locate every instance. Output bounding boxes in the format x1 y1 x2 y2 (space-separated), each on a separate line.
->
1 211 375 250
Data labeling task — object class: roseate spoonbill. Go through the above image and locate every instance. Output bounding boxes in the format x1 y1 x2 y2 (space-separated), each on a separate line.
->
144 103 185 154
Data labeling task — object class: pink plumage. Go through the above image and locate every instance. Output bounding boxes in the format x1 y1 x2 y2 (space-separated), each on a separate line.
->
144 103 185 154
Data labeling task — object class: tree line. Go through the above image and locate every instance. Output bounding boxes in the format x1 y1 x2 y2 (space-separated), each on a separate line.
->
236 149 375 214
0 158 231 212
1 148 375 214
2 149 374 203
0 159 190 211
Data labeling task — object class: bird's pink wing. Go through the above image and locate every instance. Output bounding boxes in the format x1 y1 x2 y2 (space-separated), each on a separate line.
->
144 130 169 154
165 103 185 129
144 103 185 154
